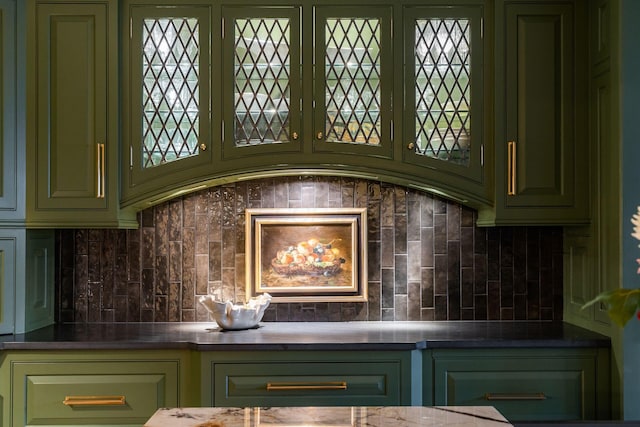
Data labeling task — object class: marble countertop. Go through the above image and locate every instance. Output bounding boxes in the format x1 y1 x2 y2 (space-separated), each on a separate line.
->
0 321 610 351
144 406 512 427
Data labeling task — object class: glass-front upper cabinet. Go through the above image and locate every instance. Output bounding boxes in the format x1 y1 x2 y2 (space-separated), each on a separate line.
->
403 6 484 184
123 3 212 191
222 6 301 159
312 6 392 158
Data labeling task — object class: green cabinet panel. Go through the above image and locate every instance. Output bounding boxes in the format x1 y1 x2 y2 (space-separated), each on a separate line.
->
478 0 589 225
201 350 419 407
26 0 136 228
0 233 18 335
0 229 54 335
425 348 611 422
2 350 190 427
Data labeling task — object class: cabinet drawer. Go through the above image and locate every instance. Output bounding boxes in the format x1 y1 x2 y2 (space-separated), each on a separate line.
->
442 369 583 421
431 351 597 422
213 361 401 407
12 360 179 426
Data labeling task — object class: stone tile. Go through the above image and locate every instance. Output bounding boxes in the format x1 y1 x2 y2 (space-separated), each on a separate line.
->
446 204 460 241
381 268 394 308
408 282 421 321
182 267 195 310
169 241 182 282
209 241 222 282
394 214 407 255
380 227 394 268
156 255 169 296
421 268 434 308
394 295 407 320
394 254 407 294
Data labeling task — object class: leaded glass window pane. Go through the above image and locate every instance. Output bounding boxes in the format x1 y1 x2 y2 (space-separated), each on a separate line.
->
234 18 291 146
142 17 199 168
325 18 381 145
415 18 470 166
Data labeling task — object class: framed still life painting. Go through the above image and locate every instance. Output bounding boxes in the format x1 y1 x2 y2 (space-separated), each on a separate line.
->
245 208 368 303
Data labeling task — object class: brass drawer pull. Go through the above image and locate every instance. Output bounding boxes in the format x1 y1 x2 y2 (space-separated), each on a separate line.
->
63 395 126 406
485 392 546 401
507 140 517 196
266 381 347 391
96 143 106 199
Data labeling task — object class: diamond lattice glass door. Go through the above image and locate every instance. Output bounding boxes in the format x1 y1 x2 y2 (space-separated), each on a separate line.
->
414 18 471 165
141 17 200 168
126 6 211 190
223 7 301 157
403 7 483 183
314 7 392 157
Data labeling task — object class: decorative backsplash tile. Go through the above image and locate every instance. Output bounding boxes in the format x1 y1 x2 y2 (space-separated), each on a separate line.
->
56 177 563 323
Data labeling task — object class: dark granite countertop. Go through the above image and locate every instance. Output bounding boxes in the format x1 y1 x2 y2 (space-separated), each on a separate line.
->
0 321 610 351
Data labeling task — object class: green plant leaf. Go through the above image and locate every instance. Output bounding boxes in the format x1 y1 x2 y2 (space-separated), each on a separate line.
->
582 289 640 327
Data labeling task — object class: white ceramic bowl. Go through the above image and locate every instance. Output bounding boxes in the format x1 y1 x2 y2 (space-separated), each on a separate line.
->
198 293 272 330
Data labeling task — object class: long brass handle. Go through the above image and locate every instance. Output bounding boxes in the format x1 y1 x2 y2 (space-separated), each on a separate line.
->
63 395 126 406
507 140 516 196
97 143 105 199
485 392 546 401
266 381 347 391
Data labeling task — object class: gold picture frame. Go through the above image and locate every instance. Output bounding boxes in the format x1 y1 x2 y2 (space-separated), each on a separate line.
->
245 208 368 303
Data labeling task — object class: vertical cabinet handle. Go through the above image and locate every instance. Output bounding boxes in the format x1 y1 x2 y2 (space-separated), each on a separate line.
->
63 395 126 406
507 140 516 196
97 143 106 199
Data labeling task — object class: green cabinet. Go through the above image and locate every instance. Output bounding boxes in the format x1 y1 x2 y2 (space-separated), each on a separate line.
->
200 350 420 407
26 0 136 228
0 350 191 427
120 0 491 212
478 0 589 226
424 348 611 422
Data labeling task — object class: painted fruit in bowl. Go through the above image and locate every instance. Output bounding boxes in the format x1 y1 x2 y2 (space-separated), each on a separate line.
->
271 238 345 277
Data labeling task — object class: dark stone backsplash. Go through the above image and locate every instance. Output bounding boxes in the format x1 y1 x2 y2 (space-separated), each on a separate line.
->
55 177 563 323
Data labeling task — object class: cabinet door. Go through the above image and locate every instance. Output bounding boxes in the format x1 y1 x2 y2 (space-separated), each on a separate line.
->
28 1 135 228
124 4 212 196
483 0 589 225
312 6 393 158
222 6 302 159
0 229 54 336
0 0 22 223
0 232 18 335
403 6 484 185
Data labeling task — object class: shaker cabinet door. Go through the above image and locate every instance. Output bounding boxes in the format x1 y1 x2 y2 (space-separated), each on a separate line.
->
27 1 136 228
481 0 589 225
